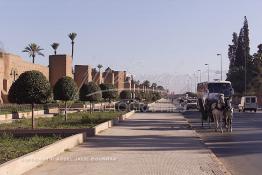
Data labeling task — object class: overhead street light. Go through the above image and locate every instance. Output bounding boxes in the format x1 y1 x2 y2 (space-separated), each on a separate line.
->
193 73 198 93
216 53 223 81
205 64 209 82
197 69 201 82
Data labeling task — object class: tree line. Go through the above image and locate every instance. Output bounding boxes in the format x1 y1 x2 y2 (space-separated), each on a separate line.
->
227 16 262 96
8 71 163 128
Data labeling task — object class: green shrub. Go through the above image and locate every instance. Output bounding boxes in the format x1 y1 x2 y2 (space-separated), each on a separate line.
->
80 82 102 113
99 83 117 102
8 71 51 104
8 71 51 128
120 90 132 100
53 76 78 121
80 82 102 102
0 133 60 164
53 76 78 102
0 112 122 129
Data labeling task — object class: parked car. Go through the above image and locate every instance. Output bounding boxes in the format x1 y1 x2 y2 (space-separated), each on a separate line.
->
115 99 148 112
186 98 198 110
238 96 258 112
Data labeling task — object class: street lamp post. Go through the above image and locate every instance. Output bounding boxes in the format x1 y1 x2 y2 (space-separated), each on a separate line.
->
197 70 201 82
187 79 190 92
186 75 193 92
205 64 209 82
244 49 247 95
217 54 223 81
193 73 197 93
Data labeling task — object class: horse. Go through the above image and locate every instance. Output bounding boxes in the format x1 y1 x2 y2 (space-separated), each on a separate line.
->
224 98 233 132
211 94 225 133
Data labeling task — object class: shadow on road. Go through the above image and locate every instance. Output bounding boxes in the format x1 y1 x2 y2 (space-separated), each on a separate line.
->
79 134 206 152
79 113 207 152
183 111 262 157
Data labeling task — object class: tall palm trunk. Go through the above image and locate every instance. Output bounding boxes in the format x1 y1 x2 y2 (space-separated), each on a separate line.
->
32 55 35 64
71 41 74 60
54 50 57 55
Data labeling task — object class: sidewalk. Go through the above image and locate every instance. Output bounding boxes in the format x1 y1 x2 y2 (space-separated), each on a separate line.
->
24 111 229 175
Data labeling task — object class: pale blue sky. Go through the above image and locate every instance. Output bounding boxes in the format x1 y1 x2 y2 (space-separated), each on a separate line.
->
1 0 262 92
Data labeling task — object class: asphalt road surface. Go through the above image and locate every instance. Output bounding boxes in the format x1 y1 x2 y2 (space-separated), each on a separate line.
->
183 110 262 175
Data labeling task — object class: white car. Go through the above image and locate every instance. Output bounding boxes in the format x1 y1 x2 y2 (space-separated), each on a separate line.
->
186 99 198 110
238 96 258 112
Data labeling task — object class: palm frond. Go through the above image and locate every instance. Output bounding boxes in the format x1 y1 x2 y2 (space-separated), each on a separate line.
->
38 52 45 56
68 32 77 41
97 64 103 69
51 42 59 50
22 46 32 52
22 43 45 58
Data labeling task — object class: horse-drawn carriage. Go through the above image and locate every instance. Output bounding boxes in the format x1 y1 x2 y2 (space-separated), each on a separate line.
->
197 81 234 132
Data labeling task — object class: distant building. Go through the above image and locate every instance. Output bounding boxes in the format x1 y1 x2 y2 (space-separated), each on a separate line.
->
0 52 132 103
0 53 49 103
49 55 73 87
92 68 103 84
103 67 114 85
113 71 126 92
74 65 92 87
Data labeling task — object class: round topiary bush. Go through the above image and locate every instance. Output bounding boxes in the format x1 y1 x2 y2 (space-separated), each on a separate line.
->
8 70 51 128
53 76 78 101
80 82 102 113
99 83 117 102
53 76 78 121
9 71 51 104
120 90 132 100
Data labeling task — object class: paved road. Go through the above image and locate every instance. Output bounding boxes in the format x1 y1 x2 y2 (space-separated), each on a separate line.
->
24 103 227 175
148 99 179 112
183 110 262 175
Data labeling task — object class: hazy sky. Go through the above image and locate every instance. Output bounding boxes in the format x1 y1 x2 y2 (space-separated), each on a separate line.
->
1 0 262 92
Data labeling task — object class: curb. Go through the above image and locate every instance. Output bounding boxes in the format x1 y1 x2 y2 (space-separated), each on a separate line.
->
183 116 232 175
192 130 232 175
0 111 136 175
0 133 86 175
94 110 135 135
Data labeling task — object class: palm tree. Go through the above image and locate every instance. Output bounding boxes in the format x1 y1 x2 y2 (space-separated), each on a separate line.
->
97 64 103 72
151 83 157 92
51 42 59 55
151 83 157 88
68 32 77 60
22 43 44 64
143 80 150 88
142 80 150 92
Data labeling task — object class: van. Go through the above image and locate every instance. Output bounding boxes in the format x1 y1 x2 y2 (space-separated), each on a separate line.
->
238 96 258 112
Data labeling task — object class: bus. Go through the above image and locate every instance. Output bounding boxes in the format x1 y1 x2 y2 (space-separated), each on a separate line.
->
197 81 234 120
